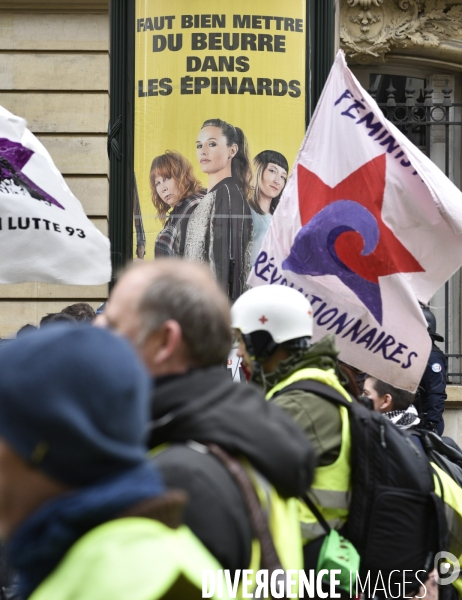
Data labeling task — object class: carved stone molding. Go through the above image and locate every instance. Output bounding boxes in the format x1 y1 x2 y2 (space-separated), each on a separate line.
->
340 0 462 63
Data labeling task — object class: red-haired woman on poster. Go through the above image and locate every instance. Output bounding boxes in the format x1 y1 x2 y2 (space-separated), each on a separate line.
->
249 150 288 265
184 119 253 302
150 151 204 258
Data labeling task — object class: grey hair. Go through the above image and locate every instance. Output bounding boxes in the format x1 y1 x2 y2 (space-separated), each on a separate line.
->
137 269 232 368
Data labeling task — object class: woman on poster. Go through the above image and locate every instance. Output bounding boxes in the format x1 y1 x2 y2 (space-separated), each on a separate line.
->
184 119 253 301
150 151 204 258
249 150 288 265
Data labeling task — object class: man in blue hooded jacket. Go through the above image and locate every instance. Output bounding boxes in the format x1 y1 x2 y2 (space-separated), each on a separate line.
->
0 325 226 600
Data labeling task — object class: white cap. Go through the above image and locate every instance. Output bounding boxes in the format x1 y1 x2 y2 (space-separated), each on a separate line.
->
231 285 313 344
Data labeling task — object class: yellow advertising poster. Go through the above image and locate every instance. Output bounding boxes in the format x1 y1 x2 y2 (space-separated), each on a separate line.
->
134 0 306 301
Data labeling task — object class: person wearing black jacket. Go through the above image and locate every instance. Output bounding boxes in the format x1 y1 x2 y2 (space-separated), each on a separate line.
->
417 307 448 435
150 367 313 572
101 259 315 574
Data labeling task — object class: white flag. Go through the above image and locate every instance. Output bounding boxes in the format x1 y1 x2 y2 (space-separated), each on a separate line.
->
0 105 110 285
248 50 462 391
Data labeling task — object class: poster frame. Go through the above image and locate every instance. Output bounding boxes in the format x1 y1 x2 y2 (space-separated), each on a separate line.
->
108 0 136 286
108 0 335 282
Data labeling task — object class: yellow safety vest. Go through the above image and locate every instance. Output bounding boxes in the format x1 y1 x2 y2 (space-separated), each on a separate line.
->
242 460 303 594
150 443 303 588
29 518 231 600
266 367 352 543
432 463 462 596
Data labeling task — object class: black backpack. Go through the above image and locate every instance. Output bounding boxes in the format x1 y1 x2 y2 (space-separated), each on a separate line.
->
276 380 447 596
419 431 462 487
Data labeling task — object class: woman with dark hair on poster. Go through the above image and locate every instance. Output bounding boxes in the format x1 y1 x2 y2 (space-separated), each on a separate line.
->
249 150 288 265
184 118 253 301
150 151 204 258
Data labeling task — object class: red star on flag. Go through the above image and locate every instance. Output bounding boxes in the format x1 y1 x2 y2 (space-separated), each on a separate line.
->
297 154 424 283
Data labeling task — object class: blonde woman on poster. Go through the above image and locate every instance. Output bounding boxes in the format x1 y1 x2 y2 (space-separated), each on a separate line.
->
150 151 204 258
249 150 288 265
184 119 253 301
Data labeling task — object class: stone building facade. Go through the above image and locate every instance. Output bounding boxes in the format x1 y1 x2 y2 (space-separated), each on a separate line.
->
0 0 109 333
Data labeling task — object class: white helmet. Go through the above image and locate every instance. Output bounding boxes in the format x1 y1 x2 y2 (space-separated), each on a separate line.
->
231 285 313 344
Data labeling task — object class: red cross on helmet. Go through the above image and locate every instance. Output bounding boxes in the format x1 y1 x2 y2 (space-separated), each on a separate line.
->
231 284 313 344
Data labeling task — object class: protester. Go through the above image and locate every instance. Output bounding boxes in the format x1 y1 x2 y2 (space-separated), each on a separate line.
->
101 259 315 579
417 306 447 435
16 325 37 337
231 286 451 600
60 302 96 322
0 324 226 600
39 312 75 327
231 284 353 569
363 376 462 600
362 376 420 430
338 361 364 398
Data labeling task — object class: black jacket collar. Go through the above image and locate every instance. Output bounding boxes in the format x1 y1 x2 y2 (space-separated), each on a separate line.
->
148 366 315 498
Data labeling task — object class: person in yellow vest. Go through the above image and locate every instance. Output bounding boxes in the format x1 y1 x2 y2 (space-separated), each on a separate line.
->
0 324 228 600
232 284 353 572
100 260 316 588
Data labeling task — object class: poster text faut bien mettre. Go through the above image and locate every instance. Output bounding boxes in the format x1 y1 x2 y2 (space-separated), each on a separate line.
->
137 13 303 98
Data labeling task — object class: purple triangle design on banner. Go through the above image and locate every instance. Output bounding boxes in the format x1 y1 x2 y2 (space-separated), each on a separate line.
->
0 138 64 210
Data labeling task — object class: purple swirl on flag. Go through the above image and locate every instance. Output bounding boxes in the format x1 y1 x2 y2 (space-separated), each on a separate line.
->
0 138 64 209
282 200 384 324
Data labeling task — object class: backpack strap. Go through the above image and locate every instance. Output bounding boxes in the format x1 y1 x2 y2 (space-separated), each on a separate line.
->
301 492 331 536
273 380 352 409
206 443 284 576
429 465 450 556
274 381 350 535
